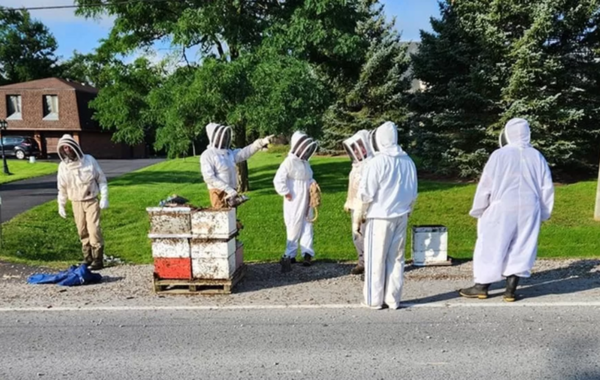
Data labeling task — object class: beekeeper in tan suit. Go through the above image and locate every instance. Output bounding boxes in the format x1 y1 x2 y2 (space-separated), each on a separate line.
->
56 134 108 270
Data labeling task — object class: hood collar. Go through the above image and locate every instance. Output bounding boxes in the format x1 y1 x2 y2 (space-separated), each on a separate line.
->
374 121 405 157
500 118 531 148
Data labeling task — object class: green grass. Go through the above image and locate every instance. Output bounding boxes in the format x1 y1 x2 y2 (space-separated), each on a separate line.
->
1 153 599 267
0 160 58 185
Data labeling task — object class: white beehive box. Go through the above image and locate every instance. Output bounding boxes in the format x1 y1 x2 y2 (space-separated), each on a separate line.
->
146 207 192 237
151 238 191 259
191 208 237 239
191 238 237 279
411 225 449 266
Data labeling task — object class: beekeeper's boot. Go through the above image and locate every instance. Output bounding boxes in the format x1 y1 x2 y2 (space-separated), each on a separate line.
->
503 275 520 302
88 246 104 270
280 257 292 273
459 283 490 299
81 245 93 266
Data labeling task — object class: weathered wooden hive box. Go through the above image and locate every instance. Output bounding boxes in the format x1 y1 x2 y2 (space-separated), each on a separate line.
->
191 208 237 239
146 207 192 237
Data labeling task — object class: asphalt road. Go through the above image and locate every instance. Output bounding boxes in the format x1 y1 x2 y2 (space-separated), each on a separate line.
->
1 306 599 380
0 159 163 222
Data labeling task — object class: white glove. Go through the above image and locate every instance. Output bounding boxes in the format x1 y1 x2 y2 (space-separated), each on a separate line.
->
100 198 109 210
260 135 275 148
58 204 67 219
352 219 362 236
225 189 238 199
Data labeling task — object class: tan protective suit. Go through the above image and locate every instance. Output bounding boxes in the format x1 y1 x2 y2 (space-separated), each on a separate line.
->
56 134 108 268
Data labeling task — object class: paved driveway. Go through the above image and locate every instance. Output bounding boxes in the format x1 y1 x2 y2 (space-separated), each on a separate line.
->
0 159 163 222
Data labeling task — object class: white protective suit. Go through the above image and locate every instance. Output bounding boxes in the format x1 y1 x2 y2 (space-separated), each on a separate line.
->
470 118 554 284
56 134 108 266
57 134 108 210
342 130 373 267
273 131 318 259
359 121 418 309
200 123 272 200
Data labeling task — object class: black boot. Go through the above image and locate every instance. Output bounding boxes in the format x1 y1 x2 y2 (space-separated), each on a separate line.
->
81 246 93 266
302 253 312 267
503 275 520 302
459 283 490 299
280 257 292 273
88 246 104 270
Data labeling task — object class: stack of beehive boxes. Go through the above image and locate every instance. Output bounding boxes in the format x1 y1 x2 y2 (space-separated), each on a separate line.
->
147 207 244 281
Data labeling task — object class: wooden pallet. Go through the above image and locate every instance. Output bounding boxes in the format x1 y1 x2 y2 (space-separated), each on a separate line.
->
153 264 247 295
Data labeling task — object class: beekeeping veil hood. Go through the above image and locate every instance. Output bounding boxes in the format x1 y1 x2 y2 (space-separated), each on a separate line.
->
499 118 531 149
57 134 84 163
343 130 372 163
206 123 232 150
371 121 404 157
290 131 317 161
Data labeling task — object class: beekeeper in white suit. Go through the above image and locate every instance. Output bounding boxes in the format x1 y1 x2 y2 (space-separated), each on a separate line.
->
342 130 373 275
200 123 273 209
459 118 554 302
56 134 108 270
358 121 417 309
273 131 318 272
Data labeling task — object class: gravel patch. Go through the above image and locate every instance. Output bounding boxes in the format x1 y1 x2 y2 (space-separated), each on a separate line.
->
1 259 599 309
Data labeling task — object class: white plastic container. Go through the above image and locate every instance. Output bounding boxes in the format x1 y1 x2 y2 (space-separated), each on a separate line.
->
29 156 36 164
411 225 449 266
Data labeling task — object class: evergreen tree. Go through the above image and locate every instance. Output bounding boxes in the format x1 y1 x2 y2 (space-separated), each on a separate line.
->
322 2 412 152
412 0 600 177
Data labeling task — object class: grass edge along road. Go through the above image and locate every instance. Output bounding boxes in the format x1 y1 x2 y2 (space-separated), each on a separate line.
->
0 152 599 267
0 160 58 185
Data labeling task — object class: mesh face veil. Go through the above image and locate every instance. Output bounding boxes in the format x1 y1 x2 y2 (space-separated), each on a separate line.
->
499 128 510 148
57 136 83 163
369 129 379 153
212 125 232 149
343 133 370 163
291 135 317 161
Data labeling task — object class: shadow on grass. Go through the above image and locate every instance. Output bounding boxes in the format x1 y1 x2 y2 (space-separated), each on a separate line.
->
404 259 600 305
248 160 473 195
109 171 203 187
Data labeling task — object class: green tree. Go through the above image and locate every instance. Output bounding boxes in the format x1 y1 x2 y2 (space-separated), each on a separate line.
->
89 58 164 147
412 0 600 177
58 51 107 87
75 0 372 191
0 8 59 84
322 2 411 151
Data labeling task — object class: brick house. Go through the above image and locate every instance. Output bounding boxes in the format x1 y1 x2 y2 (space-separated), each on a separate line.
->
0 77 146 159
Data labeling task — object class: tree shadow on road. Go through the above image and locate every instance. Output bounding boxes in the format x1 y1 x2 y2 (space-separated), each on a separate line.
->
234 261 356 293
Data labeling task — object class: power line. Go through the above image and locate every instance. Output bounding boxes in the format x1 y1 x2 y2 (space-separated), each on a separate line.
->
0 0 172 12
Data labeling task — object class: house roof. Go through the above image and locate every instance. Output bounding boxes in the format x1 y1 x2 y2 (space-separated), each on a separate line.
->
0 77 98 94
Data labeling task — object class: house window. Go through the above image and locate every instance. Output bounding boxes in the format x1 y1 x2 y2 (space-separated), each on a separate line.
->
43 95 59 120
6 95 22 120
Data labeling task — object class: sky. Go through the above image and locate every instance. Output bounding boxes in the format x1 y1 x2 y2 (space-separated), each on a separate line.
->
2 0 441 62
